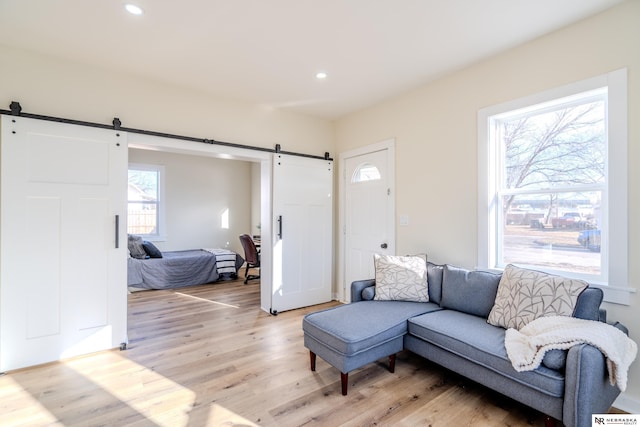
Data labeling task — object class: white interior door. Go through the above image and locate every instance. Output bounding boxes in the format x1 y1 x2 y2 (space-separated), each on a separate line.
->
271 154 333 313
343 142 395 301
0 116 128 371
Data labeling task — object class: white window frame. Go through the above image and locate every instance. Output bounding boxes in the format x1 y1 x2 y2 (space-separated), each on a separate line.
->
478 69 632 305
127 163 166 241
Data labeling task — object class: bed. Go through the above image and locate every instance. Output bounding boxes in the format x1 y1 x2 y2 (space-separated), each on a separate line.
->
127 244 245 290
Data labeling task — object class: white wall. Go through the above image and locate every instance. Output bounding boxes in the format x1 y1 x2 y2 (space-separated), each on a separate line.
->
0 45 334 158
128 148 252 255
335 1 640 409
251 162 262 236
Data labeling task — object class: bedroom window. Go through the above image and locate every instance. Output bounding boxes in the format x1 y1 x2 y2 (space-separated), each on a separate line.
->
478 69 629 304
128 163 165 239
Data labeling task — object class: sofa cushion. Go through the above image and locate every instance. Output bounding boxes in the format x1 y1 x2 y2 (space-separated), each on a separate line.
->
574 287 604 321
542 349 567 371
374 254 429 302
487 264 588 330
361 286 376 301
441 265 501 318
408 309 565 397
303 300 441 356
427 262 444 305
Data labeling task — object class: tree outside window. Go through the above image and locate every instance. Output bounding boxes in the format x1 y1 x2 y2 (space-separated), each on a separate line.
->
490 88 607 277
479 70 629 303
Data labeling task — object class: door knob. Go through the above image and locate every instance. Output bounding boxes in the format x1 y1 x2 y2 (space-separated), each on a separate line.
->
380 243 388 249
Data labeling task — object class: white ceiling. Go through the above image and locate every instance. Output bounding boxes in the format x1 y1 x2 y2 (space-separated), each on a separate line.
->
0 0 624 120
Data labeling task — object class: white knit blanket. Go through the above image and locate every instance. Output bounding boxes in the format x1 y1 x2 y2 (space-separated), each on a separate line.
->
505 315 637 392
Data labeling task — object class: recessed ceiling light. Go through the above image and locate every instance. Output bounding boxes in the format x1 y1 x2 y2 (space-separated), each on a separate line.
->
316 72 328 80
125 4 144 15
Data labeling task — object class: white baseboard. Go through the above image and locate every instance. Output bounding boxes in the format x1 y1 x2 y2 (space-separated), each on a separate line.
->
614 392 640 414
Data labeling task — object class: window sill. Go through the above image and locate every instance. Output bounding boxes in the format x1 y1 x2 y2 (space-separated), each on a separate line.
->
477 267 635 306
589 283 635 306
137 235 167 243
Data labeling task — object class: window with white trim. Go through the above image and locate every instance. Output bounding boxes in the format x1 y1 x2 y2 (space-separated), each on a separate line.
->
478 70 629 304
352 162 381 182
127 163 165 239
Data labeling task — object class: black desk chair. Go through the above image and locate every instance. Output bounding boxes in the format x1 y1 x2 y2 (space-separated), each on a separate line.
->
239 234 260 284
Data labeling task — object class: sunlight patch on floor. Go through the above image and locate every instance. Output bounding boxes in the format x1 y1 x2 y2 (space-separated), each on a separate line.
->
0 350 261 427
67 351 196 426
208 403 260 426
0 376 60 426
173 292 240 308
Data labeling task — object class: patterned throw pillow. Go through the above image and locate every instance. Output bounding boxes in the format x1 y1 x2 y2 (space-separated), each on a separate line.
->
374 254 429 302
487 264 588 330
127 234 147 259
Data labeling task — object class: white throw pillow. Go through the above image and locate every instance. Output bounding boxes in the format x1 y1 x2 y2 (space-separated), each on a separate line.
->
487 264 588 330
374 254 429 302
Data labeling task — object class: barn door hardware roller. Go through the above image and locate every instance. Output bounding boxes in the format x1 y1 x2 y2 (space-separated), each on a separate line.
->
9 101 22 116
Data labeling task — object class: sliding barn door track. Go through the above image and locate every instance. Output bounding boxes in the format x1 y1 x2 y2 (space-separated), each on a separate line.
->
1 101 332 161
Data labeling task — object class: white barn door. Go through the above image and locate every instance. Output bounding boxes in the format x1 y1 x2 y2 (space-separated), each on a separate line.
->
271 154 333 313
0 116 128 371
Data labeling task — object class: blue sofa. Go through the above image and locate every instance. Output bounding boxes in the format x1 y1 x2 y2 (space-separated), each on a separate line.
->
303 262 626 427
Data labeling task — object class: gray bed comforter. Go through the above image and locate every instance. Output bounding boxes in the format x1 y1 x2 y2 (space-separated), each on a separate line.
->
127 249 244 290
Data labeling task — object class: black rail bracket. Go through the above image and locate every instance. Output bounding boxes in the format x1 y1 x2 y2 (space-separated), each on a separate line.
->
9 101 22 116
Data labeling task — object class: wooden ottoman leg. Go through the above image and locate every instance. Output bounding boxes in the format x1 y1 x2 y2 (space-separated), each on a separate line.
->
309 351 316 371
389 354 396 373
341 372 348 396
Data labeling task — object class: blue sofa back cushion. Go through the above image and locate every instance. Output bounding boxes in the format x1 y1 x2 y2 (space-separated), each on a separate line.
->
440 264 501 318
360 263 602 322
573 287 603 320
426 262 444 304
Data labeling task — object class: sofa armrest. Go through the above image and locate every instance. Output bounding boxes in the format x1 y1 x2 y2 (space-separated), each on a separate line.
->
350 279 375 302
563 338 624 427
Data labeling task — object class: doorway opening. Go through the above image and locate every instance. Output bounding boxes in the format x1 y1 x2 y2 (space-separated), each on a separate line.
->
128 132 273 312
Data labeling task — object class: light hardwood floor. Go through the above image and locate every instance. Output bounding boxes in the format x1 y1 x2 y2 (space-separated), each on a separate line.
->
0 276 614 426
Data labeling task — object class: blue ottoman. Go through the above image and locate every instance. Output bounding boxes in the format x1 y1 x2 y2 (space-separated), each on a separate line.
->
302 300 439 395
